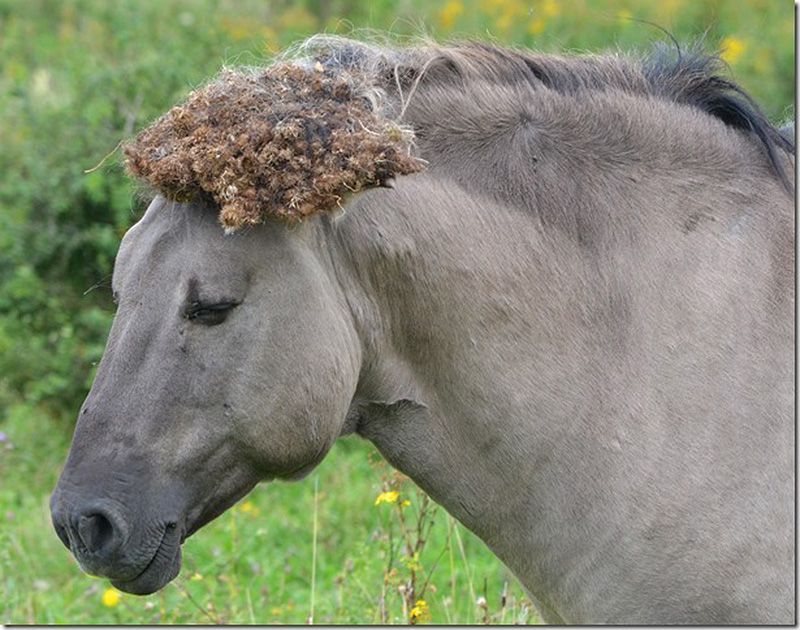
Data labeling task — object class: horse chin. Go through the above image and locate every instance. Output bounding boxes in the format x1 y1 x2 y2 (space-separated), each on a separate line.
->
110 529 183 595
279 445 333 481
282 460 319 481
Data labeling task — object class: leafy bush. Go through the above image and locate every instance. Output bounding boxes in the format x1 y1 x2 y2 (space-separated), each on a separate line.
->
0 0 792 426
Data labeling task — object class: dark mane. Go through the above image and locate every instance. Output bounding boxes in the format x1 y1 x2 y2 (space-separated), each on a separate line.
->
642 43 794 188
127 36 794 228
305 36 794 192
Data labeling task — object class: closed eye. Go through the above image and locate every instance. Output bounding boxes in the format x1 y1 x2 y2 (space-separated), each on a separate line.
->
184 301 240 326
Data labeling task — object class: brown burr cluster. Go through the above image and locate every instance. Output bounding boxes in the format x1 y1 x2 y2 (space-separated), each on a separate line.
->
123 60 424 230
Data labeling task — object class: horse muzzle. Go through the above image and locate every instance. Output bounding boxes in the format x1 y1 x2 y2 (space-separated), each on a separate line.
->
50 485 185 595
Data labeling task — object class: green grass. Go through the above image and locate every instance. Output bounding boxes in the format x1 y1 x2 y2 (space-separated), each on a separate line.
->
0 0 792 623
0 406 537 624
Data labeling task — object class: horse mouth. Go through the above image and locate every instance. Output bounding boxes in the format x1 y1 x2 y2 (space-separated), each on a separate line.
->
110 523 183 595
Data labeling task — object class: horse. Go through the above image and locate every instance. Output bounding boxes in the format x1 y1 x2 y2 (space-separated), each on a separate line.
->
50 37 794 624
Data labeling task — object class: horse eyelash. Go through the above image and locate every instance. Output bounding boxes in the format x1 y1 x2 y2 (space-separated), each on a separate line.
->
184 300 241 321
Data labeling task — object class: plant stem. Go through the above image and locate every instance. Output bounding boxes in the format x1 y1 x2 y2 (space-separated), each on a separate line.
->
308 475 319 624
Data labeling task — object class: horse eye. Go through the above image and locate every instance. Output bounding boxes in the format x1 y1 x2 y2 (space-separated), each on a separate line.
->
185 301 240 326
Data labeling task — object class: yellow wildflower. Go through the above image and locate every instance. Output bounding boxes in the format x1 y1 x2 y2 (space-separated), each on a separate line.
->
541 0 561 18
720 36 746 65
261 26 279 54
220 17 255 41
101 587 120 607
401 499 411 508
409 598 431 623
655 0 685 21
496 12 514 31
374 490 400 505
402 552 422 572
277 6 317 32
527 17 547 35
439 0 464 29
240 500 260 516
480 0 506 14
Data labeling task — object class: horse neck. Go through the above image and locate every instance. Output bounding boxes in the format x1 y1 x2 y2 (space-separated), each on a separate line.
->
324 173 602 610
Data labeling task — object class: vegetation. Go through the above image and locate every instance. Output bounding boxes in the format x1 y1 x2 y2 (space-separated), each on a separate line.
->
0 0 792 624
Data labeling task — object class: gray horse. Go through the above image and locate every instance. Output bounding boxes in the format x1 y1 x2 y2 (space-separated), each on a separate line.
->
50 38 794 624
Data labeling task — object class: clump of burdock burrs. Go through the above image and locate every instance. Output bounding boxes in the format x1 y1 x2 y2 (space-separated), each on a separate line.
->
124 57 423 230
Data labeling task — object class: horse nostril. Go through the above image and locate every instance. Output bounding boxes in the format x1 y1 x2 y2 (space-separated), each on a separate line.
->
53 519 71 550
78 512 116 553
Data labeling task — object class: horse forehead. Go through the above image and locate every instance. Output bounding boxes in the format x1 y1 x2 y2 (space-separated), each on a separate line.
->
115 200 249 286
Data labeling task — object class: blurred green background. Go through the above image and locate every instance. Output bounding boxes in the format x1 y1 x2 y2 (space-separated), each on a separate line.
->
0 0 794 624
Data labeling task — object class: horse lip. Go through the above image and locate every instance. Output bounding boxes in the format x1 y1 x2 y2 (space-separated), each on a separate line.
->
110 523 182 595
